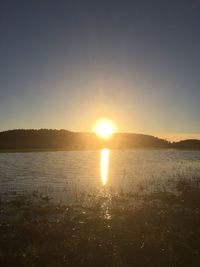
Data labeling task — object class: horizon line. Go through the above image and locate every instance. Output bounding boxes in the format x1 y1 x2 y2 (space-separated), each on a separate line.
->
0 128 199 143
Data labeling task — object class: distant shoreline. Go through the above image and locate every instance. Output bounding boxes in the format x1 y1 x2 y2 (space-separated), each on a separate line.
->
0 129 199 152
0 147 200 153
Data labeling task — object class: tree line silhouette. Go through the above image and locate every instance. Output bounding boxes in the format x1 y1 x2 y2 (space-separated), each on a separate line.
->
0 129 199 150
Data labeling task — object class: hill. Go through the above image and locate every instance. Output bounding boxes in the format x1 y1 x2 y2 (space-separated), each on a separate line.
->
172 139 200 150
0 129 199 151
0 129 169 151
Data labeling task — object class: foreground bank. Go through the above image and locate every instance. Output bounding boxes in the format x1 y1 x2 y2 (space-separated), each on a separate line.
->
1 177 200 266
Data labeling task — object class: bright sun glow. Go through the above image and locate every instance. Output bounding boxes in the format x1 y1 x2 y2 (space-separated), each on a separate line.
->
93 118 117 139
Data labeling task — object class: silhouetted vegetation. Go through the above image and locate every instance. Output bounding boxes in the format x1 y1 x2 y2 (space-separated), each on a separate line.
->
0 129 199 151
1 177 200 266
172 139 200 150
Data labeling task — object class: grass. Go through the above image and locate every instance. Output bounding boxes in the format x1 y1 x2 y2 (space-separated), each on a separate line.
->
0 177 200 266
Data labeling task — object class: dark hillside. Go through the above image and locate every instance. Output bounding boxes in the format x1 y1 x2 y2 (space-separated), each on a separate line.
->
0 129 199 151
0 129 170 150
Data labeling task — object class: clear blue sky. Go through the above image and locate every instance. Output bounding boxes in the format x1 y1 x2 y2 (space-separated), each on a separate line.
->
0 0 200 140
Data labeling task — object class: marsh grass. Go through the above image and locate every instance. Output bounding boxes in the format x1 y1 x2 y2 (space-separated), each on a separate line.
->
0 177 200 266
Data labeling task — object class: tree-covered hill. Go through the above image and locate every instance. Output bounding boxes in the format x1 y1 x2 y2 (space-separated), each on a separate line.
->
0 129 199 151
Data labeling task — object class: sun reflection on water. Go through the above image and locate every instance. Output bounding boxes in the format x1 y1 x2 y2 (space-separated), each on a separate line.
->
100 148 110 186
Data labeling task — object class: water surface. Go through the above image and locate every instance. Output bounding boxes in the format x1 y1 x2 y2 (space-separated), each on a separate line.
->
0 149 200 201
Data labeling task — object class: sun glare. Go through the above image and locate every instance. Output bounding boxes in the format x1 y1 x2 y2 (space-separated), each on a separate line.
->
93 118 117 139
100 148 110 185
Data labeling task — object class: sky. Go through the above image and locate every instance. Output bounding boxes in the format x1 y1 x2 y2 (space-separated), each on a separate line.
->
0 0 200 140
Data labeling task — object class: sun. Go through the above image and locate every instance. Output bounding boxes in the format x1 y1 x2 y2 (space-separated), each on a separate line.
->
92 118 117 139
